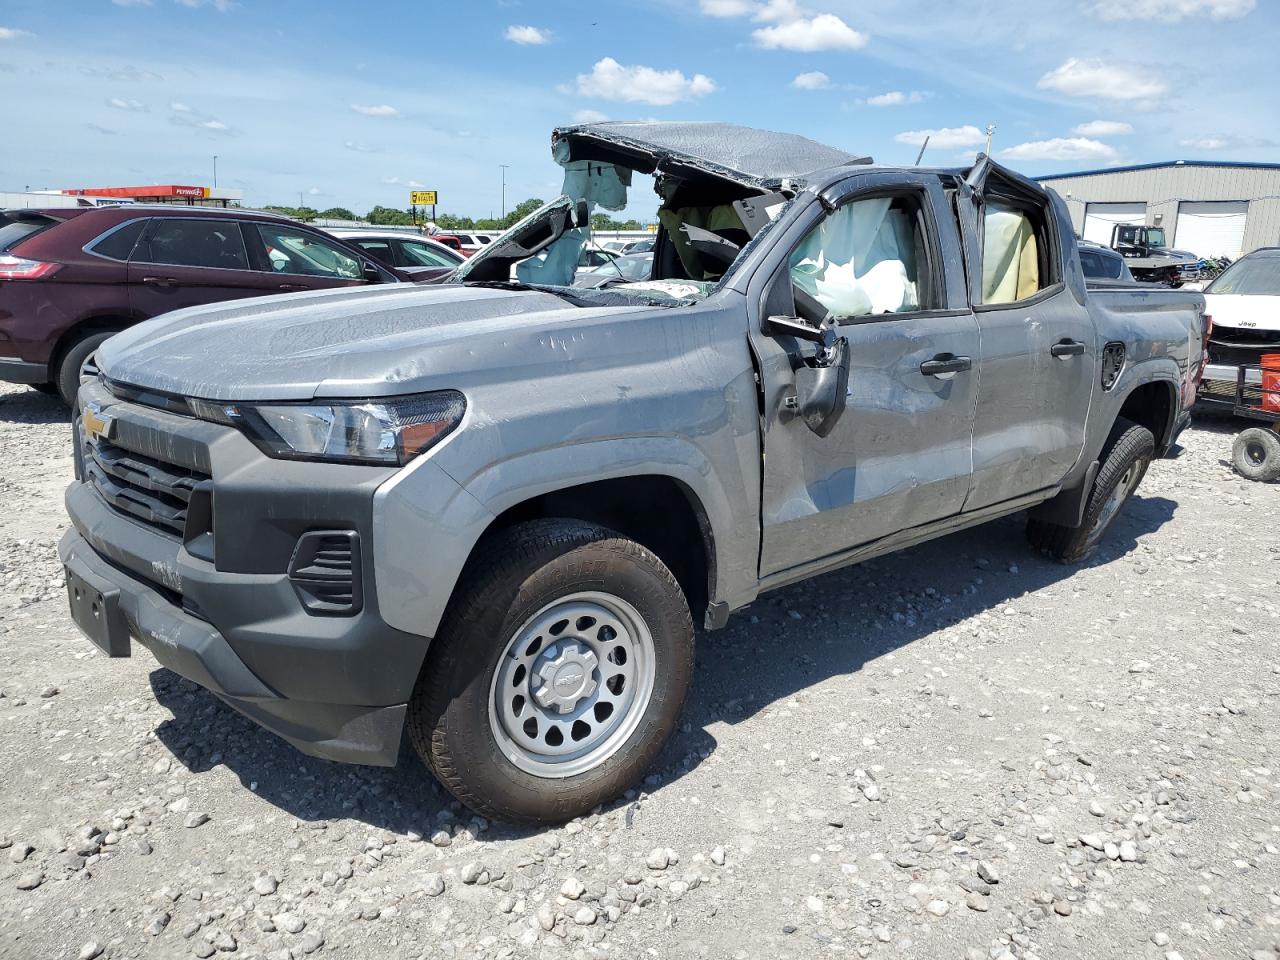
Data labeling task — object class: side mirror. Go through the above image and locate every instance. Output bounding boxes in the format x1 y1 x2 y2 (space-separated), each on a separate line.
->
362 261 383 282
791 338 850 438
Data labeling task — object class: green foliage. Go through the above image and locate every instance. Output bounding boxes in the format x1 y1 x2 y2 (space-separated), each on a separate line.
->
591 212 643 231
318 206 356 221
263 205 318 222
366 205 415 226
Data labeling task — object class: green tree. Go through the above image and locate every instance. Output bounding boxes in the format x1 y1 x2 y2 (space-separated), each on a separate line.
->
263 205 319 222
318 206 357 221
366 205 415 226
436 213 477 231
502 198 545 229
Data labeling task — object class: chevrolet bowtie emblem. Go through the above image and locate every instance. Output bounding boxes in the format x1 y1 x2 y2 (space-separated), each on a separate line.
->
82 401 116 442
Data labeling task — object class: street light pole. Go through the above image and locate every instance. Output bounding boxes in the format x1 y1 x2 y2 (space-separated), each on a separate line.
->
499 164 510 221
213 155 218 189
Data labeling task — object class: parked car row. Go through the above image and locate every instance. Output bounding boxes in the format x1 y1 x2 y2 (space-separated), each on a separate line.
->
0 206 466 404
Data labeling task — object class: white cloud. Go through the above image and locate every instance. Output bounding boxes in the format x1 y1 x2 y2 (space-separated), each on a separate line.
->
0 26 35 39
108 97 147 111
380 176 402 185
1038 59 1169 101
351 103 399 117
307 186 322 196
1072 120 1133 137
754 0 804 20
999 137 1119 162
175 0 237 11
792 71 830 90
504 25 550 45
698 0 757 14
169 102 233 135
343 141 382 153
895 125 987 149
572 108 610 123
1180 134 1276 150
574 57 716 106
753 13 867 50
1091 0 1253 20
865 90 925 107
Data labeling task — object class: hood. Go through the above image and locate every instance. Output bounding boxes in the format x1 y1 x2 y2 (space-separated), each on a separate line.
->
552 121 871 191
97 283 646 401
1204 292 1280 331
1149 247 1201 262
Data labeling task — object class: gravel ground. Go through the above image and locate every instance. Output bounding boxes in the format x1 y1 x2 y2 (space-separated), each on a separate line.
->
1 380 1277 960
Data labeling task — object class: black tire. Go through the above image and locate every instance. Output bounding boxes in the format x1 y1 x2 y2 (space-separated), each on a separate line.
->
1027 417 1155 563
1232 427 1280 482
407 518 694 824
54 331 117 407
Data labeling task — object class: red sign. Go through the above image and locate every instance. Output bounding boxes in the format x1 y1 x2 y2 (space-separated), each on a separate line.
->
63 185 211 200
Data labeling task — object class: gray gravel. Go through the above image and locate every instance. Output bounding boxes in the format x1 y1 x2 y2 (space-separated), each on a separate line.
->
1 380 1278 960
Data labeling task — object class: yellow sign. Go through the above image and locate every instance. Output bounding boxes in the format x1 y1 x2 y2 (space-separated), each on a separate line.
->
410 191 438 206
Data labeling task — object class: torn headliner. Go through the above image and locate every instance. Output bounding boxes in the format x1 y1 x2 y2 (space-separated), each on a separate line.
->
553 121 872 191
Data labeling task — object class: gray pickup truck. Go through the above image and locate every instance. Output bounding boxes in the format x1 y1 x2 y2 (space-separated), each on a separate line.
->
60 122 1206 824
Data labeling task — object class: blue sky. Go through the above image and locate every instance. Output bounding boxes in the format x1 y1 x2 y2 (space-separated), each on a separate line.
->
1 0 1276 219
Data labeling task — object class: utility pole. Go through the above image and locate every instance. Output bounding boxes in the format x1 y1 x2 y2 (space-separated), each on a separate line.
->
499 164 510 221
213 155 218 189
985 124 996 157
299 191 304 210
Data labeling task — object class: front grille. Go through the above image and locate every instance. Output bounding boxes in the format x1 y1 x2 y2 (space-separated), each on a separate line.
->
82 434 210 538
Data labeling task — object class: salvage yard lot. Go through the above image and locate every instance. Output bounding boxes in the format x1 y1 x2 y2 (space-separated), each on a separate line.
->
0 381 1276 960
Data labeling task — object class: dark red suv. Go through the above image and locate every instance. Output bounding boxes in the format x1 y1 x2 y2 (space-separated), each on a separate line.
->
0 205 443 404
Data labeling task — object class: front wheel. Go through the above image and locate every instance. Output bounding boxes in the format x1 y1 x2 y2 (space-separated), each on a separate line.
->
407 519 694 824
1027 417 1155 563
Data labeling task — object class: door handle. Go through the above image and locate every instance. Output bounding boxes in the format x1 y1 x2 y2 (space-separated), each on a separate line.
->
920 354 972 378
1050 339 1086 358
277 283 307 291
141 276 178 287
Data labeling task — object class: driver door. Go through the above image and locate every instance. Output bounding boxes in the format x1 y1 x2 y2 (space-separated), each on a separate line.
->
750 174 981 578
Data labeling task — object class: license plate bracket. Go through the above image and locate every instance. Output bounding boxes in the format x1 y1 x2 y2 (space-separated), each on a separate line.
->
65 567 130 657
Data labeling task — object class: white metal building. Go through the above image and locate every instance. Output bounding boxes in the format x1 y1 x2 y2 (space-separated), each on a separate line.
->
1036 160 1280 259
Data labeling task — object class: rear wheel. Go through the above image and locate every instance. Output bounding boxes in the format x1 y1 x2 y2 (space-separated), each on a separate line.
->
1232 427 1280 482
407 519 694 824
54 331 117 407
1027 417 1155 563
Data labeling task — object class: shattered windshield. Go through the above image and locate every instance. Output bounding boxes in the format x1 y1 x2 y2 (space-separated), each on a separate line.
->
450 135 792 305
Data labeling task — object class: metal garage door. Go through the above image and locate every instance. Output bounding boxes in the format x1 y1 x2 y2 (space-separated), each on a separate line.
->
1083 202 1147 245
1175 201 1248 258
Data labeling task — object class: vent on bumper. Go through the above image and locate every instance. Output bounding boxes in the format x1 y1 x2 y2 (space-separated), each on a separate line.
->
288 531 363 616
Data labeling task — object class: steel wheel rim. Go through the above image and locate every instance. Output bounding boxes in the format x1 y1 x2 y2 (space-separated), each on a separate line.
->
1088 462 1142 547
488 591 656 778
1245 441 1266 466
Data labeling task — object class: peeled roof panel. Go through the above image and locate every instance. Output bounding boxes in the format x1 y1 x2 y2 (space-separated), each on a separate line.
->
554 121 870 186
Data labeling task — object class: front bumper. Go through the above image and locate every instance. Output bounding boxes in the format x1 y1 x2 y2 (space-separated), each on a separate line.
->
61 379 434 766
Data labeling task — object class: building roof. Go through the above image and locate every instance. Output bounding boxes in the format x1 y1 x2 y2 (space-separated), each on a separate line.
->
1036 159 1280 181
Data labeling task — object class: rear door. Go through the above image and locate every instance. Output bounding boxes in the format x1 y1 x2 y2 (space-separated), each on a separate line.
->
243 222 377 291
751 172 981 577
959 160 1096 510
127 217 276 319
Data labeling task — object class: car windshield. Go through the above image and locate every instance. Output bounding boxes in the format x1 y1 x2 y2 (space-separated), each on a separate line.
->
1206 256 1280 296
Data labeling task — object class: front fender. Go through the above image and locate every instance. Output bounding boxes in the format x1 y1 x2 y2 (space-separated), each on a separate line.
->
372 436 758 642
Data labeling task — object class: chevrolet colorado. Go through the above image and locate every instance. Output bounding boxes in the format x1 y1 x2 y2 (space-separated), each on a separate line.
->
60 122 1207 823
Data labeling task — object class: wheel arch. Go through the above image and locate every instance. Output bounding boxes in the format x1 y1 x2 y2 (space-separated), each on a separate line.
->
47 314 134 382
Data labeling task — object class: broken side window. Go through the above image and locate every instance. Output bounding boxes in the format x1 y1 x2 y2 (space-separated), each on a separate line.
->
789 196 924 319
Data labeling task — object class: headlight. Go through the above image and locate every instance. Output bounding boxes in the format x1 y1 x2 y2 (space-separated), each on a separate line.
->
189 391 465 465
